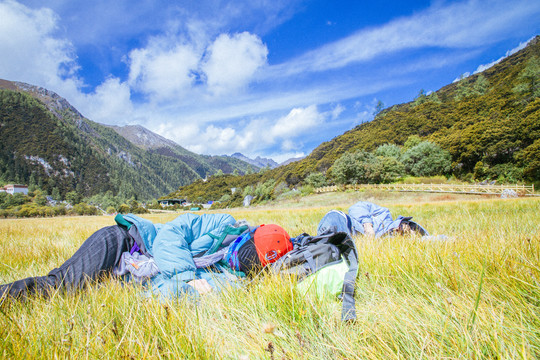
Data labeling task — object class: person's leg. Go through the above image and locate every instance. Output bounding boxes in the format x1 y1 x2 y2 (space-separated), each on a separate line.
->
317 210 354 236
0 225 133 300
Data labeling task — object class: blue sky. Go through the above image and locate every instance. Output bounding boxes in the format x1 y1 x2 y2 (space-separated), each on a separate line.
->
1 0 539 162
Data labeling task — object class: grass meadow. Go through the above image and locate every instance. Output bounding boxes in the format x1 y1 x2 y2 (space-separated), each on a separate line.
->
0 192 539 359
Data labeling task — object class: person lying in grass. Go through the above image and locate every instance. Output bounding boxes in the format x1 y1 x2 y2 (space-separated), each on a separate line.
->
0 213 293 302
317 201 431 238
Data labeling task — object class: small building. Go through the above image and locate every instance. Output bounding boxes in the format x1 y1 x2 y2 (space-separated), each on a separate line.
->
2 184 28 195
158 198 186 207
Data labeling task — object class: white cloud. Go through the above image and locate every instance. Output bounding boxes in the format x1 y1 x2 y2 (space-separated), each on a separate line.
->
474 36 535 74
233 128 257 151
280 139 295 152
148 105 325 157
199 125 238 153
154 121 246 155
125 31 267 100
453 72 471 83
266 0 540 77
352 99 379 124
78 77 133 124
202 32 268 95
127 38 200 102
155 121 201 147
0 0 136 123
0 0 80 92
474 60 500 75
330 104 345 120
356 110 372 124
271 105 325 138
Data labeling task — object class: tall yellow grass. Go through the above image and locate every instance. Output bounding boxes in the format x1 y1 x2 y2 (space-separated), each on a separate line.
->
0 196 539 359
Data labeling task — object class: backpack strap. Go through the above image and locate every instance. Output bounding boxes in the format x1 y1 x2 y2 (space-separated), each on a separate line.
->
341 243 358 321
302 249 317 273
206 224 249 255
328 232 359 322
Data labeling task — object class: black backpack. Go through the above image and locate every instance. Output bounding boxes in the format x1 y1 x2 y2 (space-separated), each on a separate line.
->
270 231 359 321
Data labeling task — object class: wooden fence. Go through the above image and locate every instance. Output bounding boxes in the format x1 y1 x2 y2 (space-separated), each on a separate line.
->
315 183 537 196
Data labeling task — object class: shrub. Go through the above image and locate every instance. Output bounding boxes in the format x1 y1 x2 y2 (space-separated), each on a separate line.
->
486 164 525 184
117 204 130 214
32 190 47 206
331 151 374 184
219 194 231 203
243 185 254 197
305 172 327 188
71 203 99 216
65 191 82 205
300 185 314 196
0 193 29 209
273 181 290 197
146 200 162 210
401 141 452 177
253 179 276 201
131 206 149 214
369 156 405 183
53 205 67 216
374 144 402 159
17 204 37 217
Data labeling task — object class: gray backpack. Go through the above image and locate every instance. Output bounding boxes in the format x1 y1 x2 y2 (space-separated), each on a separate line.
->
270 231 359 322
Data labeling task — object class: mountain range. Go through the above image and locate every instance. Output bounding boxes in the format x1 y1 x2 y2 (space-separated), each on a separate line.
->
106 124 259 178
229 153 304 169
230 153 282 169
1 35 538 202
0 79 255 199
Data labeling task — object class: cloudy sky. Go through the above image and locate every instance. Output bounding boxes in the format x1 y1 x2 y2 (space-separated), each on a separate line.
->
1 0 539 162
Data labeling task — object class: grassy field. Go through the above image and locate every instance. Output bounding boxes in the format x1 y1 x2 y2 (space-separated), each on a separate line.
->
0 193 539 359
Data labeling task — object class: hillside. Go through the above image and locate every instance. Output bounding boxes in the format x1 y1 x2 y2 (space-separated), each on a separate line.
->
0 80 253 199
168 36 540 203
284 36 540 182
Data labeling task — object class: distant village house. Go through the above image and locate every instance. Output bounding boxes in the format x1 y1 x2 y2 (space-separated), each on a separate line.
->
0 184 29 195
158 199 186 207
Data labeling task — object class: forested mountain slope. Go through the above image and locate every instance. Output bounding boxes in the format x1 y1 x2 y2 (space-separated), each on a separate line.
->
0 80 254 199
168 36 539 203
272 35 540 185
